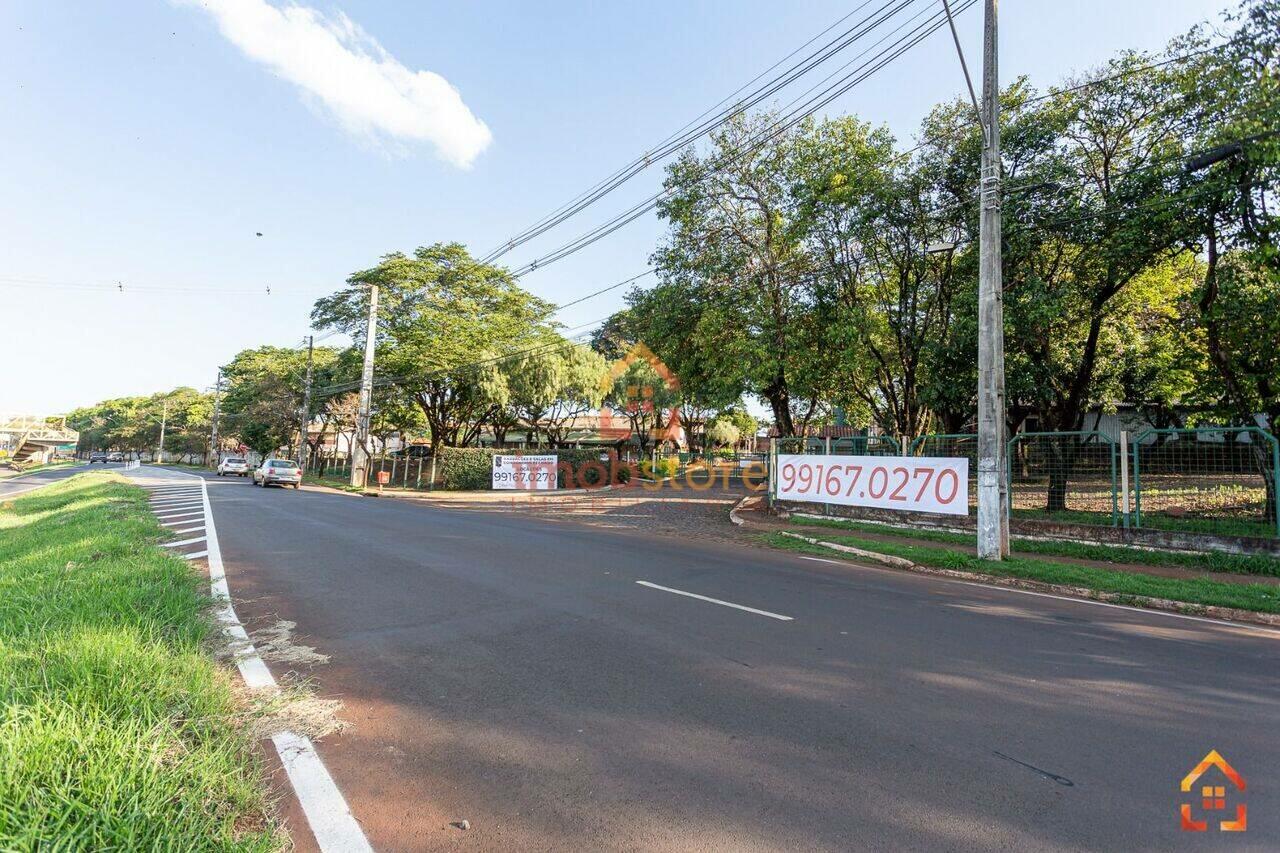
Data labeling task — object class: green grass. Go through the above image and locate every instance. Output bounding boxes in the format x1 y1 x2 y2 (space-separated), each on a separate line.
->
0 473 280 850
1010 506 1275 539
0 460 75 480
790 516 1280 578
762 531 1280 614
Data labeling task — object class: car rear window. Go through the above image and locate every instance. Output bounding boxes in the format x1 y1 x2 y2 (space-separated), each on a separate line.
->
269 460 298 468
225 458 245 464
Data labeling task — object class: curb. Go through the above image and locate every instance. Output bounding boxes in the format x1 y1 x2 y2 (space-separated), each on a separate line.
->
302 481 618 500
729 494 761 527
775 531 1280 630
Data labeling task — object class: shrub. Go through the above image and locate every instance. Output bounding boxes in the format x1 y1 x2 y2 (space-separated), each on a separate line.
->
638 458 678 479
437 447 497 490
436 446 623 490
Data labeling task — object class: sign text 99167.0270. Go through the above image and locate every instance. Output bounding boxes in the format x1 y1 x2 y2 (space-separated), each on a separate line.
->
775 454 969 516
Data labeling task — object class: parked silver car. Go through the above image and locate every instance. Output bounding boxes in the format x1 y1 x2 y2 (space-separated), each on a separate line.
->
253 458 301 489
217 456 250 476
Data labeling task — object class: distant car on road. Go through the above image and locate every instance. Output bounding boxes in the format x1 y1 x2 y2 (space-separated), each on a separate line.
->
107 452 125 463
253 458 301 489
217 457 251 477
391 445 432 459
89 451 108 463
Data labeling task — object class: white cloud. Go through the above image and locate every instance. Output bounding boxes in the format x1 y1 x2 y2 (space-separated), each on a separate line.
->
179 0 492 166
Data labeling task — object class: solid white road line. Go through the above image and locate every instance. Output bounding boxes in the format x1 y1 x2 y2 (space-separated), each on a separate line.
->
636 580 794 621
162 536 207 548
146 468 372 852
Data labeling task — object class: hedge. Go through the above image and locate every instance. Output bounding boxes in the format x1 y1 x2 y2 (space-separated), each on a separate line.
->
435 447 625 490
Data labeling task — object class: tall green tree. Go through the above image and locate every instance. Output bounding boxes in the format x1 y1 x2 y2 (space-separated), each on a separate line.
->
311 243 559 447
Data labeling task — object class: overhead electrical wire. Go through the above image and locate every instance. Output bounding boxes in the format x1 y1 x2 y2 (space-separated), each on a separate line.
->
478 0 921 265
504 0 977 279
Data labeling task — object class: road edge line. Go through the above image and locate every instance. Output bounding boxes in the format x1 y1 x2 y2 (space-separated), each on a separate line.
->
176 467 373 852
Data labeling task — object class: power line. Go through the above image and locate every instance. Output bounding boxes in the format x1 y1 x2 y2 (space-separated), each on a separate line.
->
504 0 977 279
479 0 923 265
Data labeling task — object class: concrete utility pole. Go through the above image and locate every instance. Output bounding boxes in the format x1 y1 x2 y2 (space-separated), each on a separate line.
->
156 398 168 464
350 285 379 488
298 335 314 468
976 0 1009 559
210 369 223 467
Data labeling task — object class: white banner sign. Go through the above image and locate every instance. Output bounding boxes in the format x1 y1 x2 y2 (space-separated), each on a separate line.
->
776 454 969 515
492 454 559 491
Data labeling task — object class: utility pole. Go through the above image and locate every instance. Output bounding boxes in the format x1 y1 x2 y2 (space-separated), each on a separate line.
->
156 398 168 464
210 369 223 468
976 0 1009 558
298 335 314 468
350 285 379 488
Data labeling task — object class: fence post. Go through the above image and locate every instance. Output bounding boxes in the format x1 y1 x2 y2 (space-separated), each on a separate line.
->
768 438 777 510
1131 435 1143 530
427 454 437 491
823 436 831 516
1109 434 1119 527
415 457 423 490
1119 430 1130 529
1272 431 1280 539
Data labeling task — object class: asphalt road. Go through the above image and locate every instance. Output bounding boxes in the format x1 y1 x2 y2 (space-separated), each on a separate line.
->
193 470 1278 851
0 462 97 498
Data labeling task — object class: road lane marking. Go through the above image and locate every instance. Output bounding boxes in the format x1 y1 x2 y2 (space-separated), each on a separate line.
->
169 525 206 534
162 536 207 548
182 550 209 560
155 510 204 520
138 467 373 852
636 580 794 621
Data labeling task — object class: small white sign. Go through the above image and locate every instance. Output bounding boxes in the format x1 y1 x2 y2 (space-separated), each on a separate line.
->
775 454 969 515
492 454 559 490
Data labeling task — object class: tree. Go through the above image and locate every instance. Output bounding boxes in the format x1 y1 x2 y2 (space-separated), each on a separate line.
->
219 346 339 456
508 343 607 446
705 417 741 449
311 243 558 448
652 113 834 436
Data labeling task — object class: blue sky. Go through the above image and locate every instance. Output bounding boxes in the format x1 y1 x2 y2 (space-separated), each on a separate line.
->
0 0 1230 414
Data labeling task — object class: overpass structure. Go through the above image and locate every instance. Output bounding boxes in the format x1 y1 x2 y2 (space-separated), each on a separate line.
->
0 416 79 467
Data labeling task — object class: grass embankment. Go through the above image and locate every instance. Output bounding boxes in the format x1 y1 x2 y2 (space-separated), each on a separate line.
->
792 516 1280 578
0 473 279 849
0 460 75 480
1010 507 1273 539
766 526 1280 615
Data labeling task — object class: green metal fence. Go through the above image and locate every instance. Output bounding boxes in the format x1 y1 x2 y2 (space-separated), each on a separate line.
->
909 433 979 515
1131 427 1280 539
898 428 1280 539
1006 431 1119 527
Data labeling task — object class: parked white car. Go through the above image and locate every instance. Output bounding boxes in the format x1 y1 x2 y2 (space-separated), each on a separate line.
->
253 458 301 489
217 457 250 477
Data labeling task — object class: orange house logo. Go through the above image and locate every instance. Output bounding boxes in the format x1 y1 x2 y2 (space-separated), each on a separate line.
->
1180 750 1246 832
598 342 682 444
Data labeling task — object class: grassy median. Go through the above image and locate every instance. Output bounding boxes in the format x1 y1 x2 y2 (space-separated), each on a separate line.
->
763 530 1280 615
789 515 1280 578
0 473 279 849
